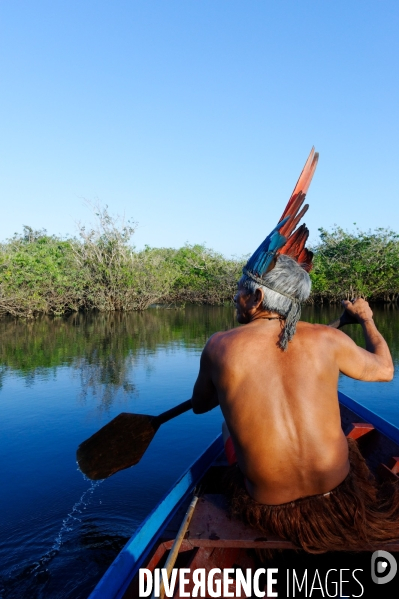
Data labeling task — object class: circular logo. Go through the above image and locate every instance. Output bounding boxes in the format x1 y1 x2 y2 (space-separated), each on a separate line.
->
371 551 397 585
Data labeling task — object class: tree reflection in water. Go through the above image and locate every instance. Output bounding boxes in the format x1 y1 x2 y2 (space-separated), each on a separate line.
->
0 306 238 407
0 303 397 407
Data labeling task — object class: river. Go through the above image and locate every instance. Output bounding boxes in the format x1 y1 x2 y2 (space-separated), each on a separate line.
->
0 304 398 598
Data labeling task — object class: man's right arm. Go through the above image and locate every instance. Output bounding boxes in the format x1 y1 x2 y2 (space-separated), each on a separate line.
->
332 299 394 382
191 336 220 414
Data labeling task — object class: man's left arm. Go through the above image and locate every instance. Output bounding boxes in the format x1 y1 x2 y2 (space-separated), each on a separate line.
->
331 299 394 382
191 341 219 414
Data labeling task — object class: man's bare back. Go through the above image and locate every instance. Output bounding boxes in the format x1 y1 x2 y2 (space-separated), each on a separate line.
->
191 292 394 505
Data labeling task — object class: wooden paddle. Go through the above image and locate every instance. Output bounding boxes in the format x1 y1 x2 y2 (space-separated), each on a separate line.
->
328 308 358 330
77 310 358 480
77 399 192 480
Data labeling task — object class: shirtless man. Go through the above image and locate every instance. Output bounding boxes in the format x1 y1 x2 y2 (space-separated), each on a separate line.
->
191 278 393 505
190 254 397 552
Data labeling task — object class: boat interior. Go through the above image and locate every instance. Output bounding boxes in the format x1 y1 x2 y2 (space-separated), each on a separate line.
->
124 402 399 598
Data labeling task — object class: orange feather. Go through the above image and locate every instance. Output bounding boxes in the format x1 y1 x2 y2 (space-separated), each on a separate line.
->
278 148 319 270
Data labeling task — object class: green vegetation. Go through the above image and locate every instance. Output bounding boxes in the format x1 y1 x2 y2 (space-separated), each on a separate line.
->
1 211 398 318
0 226 85 317
0 207 241 317
310 227 399 304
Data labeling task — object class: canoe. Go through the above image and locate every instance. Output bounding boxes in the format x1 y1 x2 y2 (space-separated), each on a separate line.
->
88 391 399 599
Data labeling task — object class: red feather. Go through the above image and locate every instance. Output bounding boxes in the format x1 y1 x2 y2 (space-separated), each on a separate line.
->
278 148 318 270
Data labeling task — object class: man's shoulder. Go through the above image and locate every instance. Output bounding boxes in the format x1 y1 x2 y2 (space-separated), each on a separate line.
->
203 328 240 355
296 321 348 343
206 328 237 345
297 321 336 331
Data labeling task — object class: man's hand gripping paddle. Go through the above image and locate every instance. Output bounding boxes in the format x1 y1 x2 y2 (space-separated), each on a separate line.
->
327 311 358 330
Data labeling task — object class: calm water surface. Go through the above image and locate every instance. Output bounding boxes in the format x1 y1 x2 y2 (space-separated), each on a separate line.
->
1 305 398 598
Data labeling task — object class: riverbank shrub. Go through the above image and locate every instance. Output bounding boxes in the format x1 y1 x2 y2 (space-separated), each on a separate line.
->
0 226 85 317
167 244 242 305
1 217 399 317
0 209 241 316
310 227 399 304
73 207 180 311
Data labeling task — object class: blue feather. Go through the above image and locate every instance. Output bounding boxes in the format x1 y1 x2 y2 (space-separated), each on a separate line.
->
245 217 289 276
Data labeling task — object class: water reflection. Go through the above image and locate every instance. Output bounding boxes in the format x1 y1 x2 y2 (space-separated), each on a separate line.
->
0 307 237 405
0 304 397 409
1 304 397 370
0 304 398 599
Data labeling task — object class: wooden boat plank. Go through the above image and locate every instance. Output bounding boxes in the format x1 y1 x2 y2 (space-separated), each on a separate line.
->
188 494 295 549
340 409 399 475
387 456 399 473
346 422 375 439
188 492 399 551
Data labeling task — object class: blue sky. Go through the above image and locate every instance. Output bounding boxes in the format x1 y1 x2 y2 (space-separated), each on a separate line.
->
1 1 398 257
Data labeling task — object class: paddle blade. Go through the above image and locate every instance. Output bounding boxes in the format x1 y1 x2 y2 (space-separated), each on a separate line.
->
76 412 158 480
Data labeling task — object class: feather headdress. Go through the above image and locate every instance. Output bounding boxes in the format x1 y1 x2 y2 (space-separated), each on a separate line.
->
243 147 318 280
242 148 319 349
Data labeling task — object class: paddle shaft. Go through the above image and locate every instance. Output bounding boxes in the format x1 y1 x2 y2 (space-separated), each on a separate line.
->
155 399 193 426
328 313 359 329
329 318 342 329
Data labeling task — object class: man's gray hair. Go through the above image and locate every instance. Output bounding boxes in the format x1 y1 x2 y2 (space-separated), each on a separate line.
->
239 254 311 350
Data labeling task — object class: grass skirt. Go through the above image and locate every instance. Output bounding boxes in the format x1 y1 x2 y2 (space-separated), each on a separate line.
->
225 439 399 553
